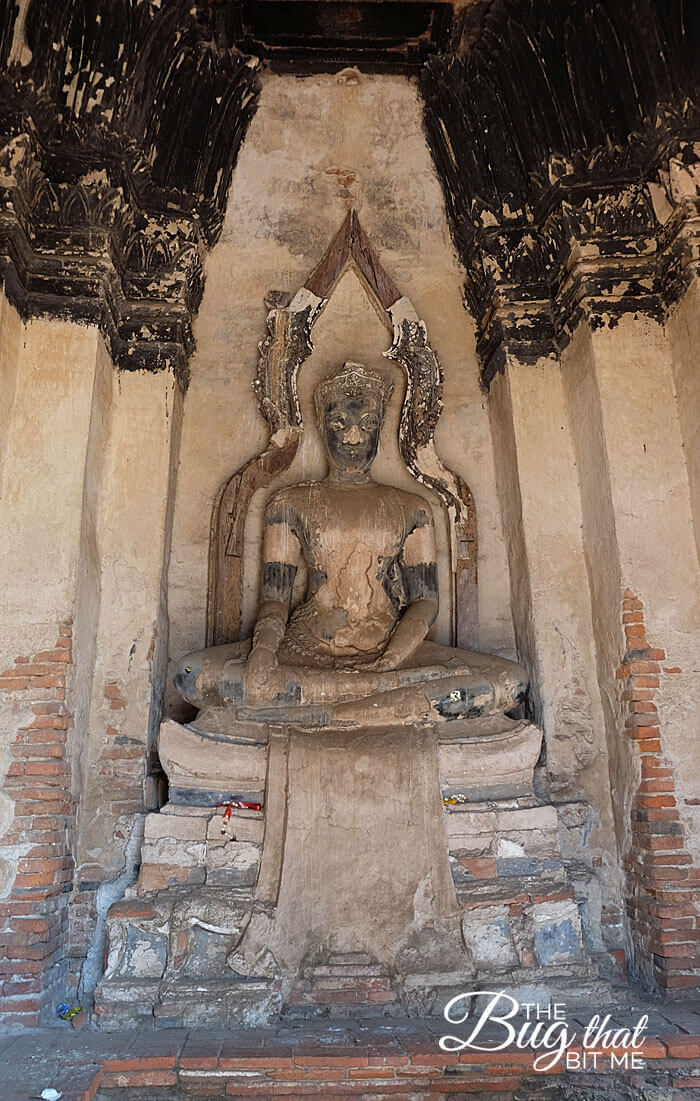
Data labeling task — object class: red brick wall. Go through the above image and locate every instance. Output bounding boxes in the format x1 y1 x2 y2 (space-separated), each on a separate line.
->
0 624 75 1027
617 590 700 994
1 616 155 1019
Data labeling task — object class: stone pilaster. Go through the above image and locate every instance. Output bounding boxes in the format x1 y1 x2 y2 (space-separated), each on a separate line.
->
0 300 104 1025
70 368 183 999
562 312 700 993
488 351 623 964
666 279 700 570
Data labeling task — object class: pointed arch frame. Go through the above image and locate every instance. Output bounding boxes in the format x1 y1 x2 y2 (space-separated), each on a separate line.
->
207 211 478 649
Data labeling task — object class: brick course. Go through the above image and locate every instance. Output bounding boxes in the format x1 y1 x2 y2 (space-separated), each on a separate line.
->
0 624 76 1027
617 590 700 994
1 630 154 1021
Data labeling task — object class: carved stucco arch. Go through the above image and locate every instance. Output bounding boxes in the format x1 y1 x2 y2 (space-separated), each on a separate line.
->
207 210 478 650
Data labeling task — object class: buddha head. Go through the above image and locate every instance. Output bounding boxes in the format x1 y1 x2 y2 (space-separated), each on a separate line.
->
314 362 393 479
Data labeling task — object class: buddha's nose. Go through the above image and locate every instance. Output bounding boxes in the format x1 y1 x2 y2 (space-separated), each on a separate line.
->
343 424 362 445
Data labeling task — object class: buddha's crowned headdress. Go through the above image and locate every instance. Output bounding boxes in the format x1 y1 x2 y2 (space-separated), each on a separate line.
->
314 362 393 426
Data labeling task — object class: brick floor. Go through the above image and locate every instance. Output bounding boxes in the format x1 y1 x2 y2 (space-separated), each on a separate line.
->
1 1001 700 1099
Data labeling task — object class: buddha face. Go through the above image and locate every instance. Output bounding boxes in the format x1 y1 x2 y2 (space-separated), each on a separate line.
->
322 392 381 477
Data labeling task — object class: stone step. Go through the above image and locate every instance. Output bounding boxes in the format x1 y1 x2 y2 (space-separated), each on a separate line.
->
286 963 401 1019
451 856 566 885
311 962 386 977
288 987 399 1006
281 997 405 1021
298 975 396 993
324 951 375 965
454 874 571 902
290 975 398 997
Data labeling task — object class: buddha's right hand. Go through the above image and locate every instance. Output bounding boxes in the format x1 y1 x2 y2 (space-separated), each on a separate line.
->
244 646 286 705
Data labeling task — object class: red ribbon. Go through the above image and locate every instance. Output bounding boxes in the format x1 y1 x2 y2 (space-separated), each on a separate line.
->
216 799 263 836
216 799 263 812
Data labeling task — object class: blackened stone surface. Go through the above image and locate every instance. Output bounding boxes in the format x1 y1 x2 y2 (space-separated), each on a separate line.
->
169 787 265 808
421 0 700 381
235 1 455 72
422 0 700 231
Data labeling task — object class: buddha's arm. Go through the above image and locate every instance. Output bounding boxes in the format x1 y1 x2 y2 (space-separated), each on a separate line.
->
251 565 298 656
248 501 301 673
374 509 439 671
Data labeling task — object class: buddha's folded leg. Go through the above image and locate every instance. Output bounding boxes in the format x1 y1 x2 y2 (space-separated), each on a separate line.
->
174 638 527 723
238 666 526 726
406 642 528 712
175 641 308 711
235 673 506 726
331 676 496 724
244 643 527 712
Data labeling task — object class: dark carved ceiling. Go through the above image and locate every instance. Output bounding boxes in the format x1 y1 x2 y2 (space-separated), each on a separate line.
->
1 0 699 385
234 1 457 71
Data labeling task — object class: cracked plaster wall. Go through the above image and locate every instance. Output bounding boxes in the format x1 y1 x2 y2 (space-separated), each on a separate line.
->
667 282 700 573
487 355 620 909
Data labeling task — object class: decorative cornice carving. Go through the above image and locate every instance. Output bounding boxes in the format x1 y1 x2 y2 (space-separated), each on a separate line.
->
0 131 204 382
466 163 700 385
0 2 260 382
421 0 700 384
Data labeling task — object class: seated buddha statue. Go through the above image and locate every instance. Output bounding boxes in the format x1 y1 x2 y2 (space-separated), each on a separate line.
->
174 362 527 728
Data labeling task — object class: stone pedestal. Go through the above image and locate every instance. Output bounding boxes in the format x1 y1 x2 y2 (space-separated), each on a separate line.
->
94 714 604 1028
264 725 465 976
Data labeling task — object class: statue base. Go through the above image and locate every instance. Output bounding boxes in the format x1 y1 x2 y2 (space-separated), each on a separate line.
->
95 714 607 1029
157 711 544 805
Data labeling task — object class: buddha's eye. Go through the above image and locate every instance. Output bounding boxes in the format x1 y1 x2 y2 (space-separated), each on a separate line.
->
328 416 345 430
360 415 378 430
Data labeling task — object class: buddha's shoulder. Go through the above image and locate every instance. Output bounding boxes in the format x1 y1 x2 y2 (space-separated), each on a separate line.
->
388 486 434 525
265 481 322 518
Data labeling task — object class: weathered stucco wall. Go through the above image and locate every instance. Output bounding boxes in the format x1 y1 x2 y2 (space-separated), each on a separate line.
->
488 353 622 945
74 367 182 870
579 316 700 855
0 302 105 1020
667 281 700 571
165 69 515 713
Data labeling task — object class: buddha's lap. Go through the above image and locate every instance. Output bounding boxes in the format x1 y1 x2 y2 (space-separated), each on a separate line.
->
177 639 525 711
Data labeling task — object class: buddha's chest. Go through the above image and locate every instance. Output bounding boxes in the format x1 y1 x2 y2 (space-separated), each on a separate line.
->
299 490 405 566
